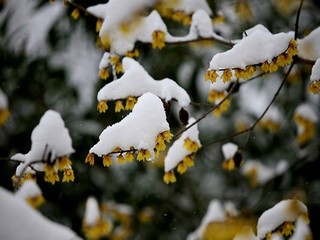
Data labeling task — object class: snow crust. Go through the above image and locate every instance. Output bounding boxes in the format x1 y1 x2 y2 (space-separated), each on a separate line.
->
90 93 169 157
257 199 308 239
97 57 190 107
0 187 81 240
290 216 312 240
11 110 74 169
84 197 100 226
222 142 238 160
294 103 318 122
310 58 320 81
209 28 294 69
15 180 42 200
164 118 201 172
298 26 320 61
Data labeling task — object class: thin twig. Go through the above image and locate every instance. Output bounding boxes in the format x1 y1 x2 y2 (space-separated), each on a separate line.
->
294 0 305 39
174 80 238 139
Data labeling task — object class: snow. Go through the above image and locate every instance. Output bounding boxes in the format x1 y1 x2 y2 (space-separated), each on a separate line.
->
294 103 318 122
97 57 190 107
90 93 170 157
99 52 111 70
297 26 320 61
0 88 8 108
209 28 294 69
310 58 320 81
222 142 238 160
186 200 227 240
15 180 42 200
0 0 64 56
84 197 100 226
290 216 312 240
11 110 74 169
189 10 214 38
0 187 81 240
240 160 288 186
257 199 308 239
164 118 201 172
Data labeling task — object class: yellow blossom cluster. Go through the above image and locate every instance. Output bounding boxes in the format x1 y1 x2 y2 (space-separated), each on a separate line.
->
264 221 297 240
110 55 124 73
82 217 113 240
152 30 166 49
163 137 201 184
43 156 75 185
258 119 281 132
205 39 297 83
0 108 10 126
207 89 232 117
11 172 36 188
222 152 243 171
308 80 320 94
97 97 138 114
294 113 317 145
86 130 173 167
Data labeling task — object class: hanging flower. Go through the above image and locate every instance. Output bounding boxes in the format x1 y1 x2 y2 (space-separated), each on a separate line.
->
308 58 320 94
15 180 45 208
221 142 243 171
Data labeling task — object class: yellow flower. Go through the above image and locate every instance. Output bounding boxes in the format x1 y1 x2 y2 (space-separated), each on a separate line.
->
103 155 113 167
57 156 72 170
183 155 195 167
152 30 166 49
205 69 218 83
137 149 151 161
235 0 252 22
221 69 233 83
155 135 166 152
222 159 236 171
0 108 10 126
213 98 231 117
71 9 80 20
98 68 109 80
308 80 320 94
85 153 95 166
125 96 137 110
44 164 59 184
177 161 187 174
207 90 226 103
286 39 298 56
261 61 270 73
115 100 125 112
83 218 113 240
126 49 140 58
280 221 295 237
27 194 45 208
96 19 103 32
183 138 200 153
110 55 123 73
62 168 75 182
161 130 173 143
12 172 36 187
124 151 134 162
97 100 108 113
163 171 176 184
269 60 279 72
117 154 126 164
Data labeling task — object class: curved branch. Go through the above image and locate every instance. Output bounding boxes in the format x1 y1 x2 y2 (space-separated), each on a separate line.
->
294 0 305 39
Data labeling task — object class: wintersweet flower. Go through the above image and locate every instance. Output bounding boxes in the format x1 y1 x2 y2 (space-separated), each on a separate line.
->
294 103 318 145
125 49 140 58
15 180 45 208
57 156 72 170
125 96 137 110
62 168 75 182
152 30 166 49
308 58 320 94
221 69 233 83
95 19 102 32
44 164 59 184
85 153 95 166
102 155 113 167
110 55 123 73
204 69 219 83
221 142 243 171
163 171 177 184
124 150 135 162
98 68 109 80
136 149 152 161
97 100 108 113
115 100 125 112
117 154 126 164
71 9 80 20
